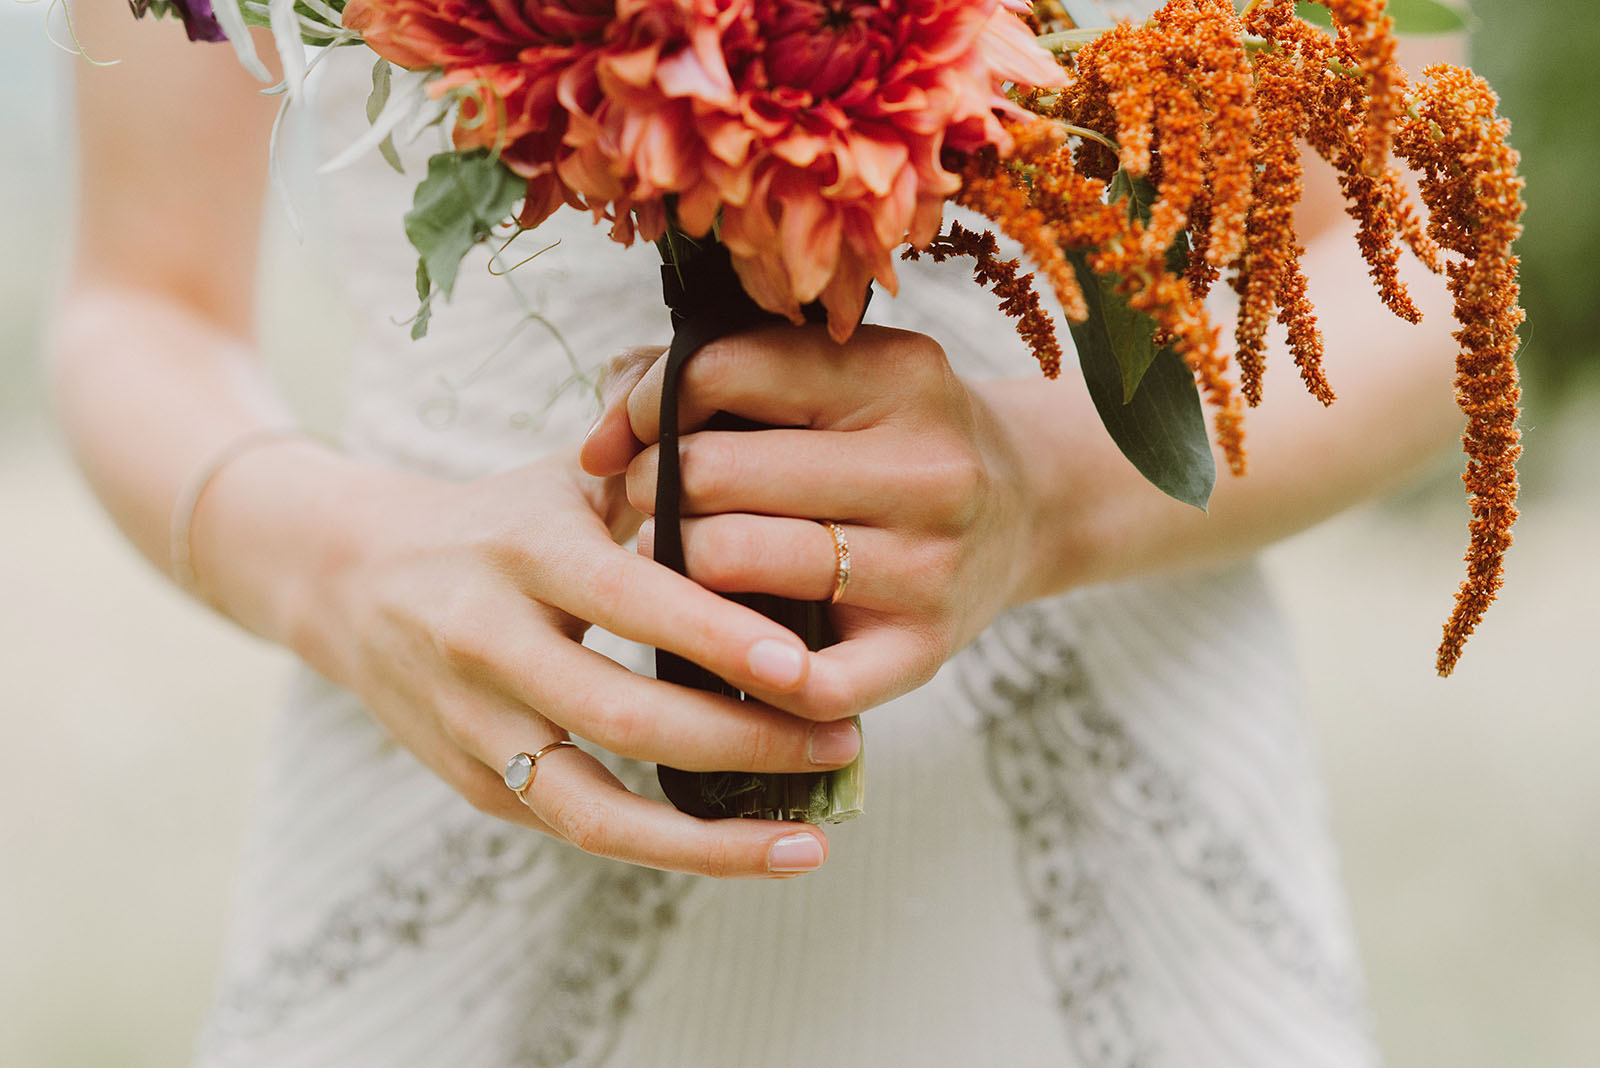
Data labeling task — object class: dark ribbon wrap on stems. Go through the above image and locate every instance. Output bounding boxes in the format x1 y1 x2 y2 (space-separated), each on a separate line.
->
653 234 866 823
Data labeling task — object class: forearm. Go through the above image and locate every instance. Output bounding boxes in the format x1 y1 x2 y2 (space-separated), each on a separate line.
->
988 221 1463 602
49 282 382 652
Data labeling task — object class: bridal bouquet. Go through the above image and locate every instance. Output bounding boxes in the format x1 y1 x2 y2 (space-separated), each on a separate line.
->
129 0 1524 821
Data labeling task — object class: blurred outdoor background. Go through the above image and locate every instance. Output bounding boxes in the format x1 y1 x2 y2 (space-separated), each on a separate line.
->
1 3 1595 1066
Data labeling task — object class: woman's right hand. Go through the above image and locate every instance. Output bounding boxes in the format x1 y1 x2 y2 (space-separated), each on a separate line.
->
265 431 858 879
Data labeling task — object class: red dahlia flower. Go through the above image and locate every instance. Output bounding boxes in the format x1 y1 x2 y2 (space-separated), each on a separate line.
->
342 0 1066 338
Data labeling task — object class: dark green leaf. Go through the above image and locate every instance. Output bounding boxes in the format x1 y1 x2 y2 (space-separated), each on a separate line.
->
367 58 404 175
403 150 523 301
1096 270 1162 403
1101 170 1189 402
1294 0 1469 35
1065 249 1215 511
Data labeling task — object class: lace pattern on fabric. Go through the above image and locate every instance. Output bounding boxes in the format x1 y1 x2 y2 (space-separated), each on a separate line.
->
508 866 697 1068
200 756 694 1066
960 603 1366 1067
199 820 550 1047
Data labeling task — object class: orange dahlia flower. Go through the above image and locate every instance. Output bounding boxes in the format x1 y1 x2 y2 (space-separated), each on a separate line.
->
342 0 1067 338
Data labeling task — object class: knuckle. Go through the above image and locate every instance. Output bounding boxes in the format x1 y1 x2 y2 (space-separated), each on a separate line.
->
907 538 964 615
889 330 953 391
739 717 780 771
459 770 514 819
695 519 758 588
699 836 739 880
909 625 954 684
433 696 484 754
806 679 865 723
585 697 647 758
683 341 740 405
432 597 498 676
551 795 613 857
679 436 736 507
585 553 638 614
916 441 986 528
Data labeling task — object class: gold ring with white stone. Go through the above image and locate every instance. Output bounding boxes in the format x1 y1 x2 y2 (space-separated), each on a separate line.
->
503 740 578 804
821 521 850 605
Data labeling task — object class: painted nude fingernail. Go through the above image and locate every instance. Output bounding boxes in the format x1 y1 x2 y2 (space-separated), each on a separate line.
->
748 638 805 689
808 720 860 765
767 832 825 874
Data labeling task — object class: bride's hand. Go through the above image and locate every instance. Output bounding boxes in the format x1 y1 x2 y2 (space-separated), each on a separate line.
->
583 325 1039 722
293 401 857 878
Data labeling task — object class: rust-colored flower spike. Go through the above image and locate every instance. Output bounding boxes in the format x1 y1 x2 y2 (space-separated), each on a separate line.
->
953 123 1090 359
1150 0 1255 268
1044 8 1251 472
1319 0 1400 174
1394 65 1525 676
1233 0 1332 407
908 222 1065 379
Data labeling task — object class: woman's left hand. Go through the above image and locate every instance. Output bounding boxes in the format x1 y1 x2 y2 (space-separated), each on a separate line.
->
580 324 1040 722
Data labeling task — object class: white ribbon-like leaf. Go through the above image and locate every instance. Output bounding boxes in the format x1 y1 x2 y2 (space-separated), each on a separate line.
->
269 0 309 99
318 69 434 174
210 0 271 82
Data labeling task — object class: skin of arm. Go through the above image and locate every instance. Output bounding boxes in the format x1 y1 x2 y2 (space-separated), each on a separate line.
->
52 12 855 879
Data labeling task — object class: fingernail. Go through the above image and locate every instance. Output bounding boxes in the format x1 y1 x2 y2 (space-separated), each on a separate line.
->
808 720 860 765
767 832 824 874
748 638 805 689
582 413 603 447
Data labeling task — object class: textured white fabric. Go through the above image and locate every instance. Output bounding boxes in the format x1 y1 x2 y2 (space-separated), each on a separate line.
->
193 37 1379 1068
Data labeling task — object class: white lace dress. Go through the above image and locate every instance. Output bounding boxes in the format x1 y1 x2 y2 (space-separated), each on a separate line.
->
192 37 1380 1068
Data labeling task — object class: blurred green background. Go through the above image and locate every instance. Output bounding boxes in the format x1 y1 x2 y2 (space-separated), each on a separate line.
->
2 3 1595 1066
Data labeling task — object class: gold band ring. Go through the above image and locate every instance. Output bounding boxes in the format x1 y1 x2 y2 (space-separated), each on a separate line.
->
821 521 851 605
502 739 579 803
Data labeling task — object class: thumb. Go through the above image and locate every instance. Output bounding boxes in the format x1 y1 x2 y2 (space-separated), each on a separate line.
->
579 346 664 477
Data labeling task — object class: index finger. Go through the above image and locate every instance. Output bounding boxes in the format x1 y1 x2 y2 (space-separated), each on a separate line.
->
626 324 936 444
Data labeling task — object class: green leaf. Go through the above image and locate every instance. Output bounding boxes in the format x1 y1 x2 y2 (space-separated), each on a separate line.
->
367 59 405 175
411 261 433 341
1100 170 1196 403
403 150 524 302
1294 0 1469 35
1065 249 1215 511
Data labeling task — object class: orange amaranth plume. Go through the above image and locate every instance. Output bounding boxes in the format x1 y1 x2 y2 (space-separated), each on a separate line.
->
1395 65 1525 676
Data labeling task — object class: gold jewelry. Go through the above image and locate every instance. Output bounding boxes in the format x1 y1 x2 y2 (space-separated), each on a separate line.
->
169 428 302 594
503 740 579 803
821 520 851 605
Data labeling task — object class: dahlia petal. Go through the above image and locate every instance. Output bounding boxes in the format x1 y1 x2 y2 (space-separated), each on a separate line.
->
657 44 736 103
675 178 723 236
633 199 669 242
778 193 843 303
730 246 805 325
771 128 831 169
517 172 568 231
819 252 878 343
720 172 780 256
638 114 699 191
909 193 946 248
843 133 909 198
701 114 756 167
706 155 753 206
603 46 663 90
977 9 1069 89
485 0 538 40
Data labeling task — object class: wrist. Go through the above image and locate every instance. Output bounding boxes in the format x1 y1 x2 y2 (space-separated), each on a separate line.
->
188 437 421 678
971 376 1128 604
